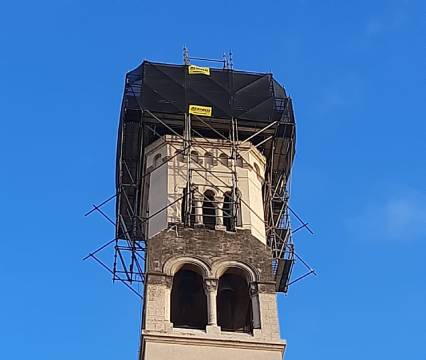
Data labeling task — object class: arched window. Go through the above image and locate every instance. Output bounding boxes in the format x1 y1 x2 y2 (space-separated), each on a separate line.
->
236 156 243 167
202 190 216 229
253 162 261 176
181 187 195 226
223 192 234 231
191 150 199 164
219 153 228 167
223 191 242 231
153 153 162 167
204 152 213 166
171 266 207 329
217 268 252 333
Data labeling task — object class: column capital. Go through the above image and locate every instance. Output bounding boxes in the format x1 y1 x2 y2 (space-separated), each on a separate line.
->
193 193 203 201
165 276 173 289
204 278 218 293
249 282 259 297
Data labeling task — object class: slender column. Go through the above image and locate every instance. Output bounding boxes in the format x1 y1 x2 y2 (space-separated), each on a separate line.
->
194 195 203 224
204 279 218 325
164 276 173 322
215 196 224 226
250 282 261 329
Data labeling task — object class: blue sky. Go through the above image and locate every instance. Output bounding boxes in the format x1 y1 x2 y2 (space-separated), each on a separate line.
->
0 0 424 359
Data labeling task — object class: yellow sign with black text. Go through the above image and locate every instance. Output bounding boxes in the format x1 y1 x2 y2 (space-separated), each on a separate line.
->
188 65 210 76
188 105 212 117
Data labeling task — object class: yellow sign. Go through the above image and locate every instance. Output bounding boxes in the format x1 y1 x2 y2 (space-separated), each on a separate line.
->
188 65 210 76
188 105 212 117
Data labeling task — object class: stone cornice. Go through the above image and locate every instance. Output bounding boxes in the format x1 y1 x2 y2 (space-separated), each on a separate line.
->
141 331 286 352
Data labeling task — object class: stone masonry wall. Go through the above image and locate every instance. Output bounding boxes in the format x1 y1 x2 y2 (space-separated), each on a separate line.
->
146 225 275 289
143 225 282 341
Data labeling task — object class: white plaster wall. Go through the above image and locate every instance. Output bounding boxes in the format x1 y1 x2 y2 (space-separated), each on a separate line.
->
147 150 168 238
167 142 187 223
243 150 266 241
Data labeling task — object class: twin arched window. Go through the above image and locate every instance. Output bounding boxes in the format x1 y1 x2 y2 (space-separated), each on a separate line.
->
180 189 216 228
170 265 255 333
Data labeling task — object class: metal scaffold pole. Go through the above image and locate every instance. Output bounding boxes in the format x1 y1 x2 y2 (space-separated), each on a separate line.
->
184 113 193 227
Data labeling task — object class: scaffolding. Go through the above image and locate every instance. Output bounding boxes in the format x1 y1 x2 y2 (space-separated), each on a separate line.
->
85 53 315 298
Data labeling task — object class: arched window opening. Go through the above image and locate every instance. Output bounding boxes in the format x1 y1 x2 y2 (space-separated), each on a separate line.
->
217 269 252 333
204 152 213 166
153 153 162 167
181 187 195 226
223 191 242 231
223 192 234 231
253 162 261 177
202 190 216 229
235 190 242 227
236 156 243 167
191 150 199 164
219 153 228 167
171 266 207 329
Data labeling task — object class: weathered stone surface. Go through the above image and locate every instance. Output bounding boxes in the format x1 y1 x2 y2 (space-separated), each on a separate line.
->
146 225 275 290
141 219 284 360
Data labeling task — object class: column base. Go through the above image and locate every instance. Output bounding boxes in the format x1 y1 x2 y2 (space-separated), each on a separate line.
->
206 325 221 336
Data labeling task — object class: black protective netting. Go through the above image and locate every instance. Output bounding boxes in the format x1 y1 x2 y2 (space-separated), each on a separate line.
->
138 61 285 121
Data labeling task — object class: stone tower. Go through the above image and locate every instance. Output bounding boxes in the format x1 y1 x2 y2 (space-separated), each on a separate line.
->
114 61 296 360
141 137 285 360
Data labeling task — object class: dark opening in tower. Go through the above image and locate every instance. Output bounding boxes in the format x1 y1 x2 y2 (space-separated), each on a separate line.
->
217 269 252 333
170 267 207 329
223 192 234 231
202 190 216 229
223 191 242 231
181 187 195 226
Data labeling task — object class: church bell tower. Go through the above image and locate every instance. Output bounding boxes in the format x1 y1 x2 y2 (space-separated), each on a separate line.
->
114 58 296 360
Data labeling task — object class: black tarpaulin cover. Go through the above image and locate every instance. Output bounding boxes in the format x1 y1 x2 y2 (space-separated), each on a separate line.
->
133 61 286 122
